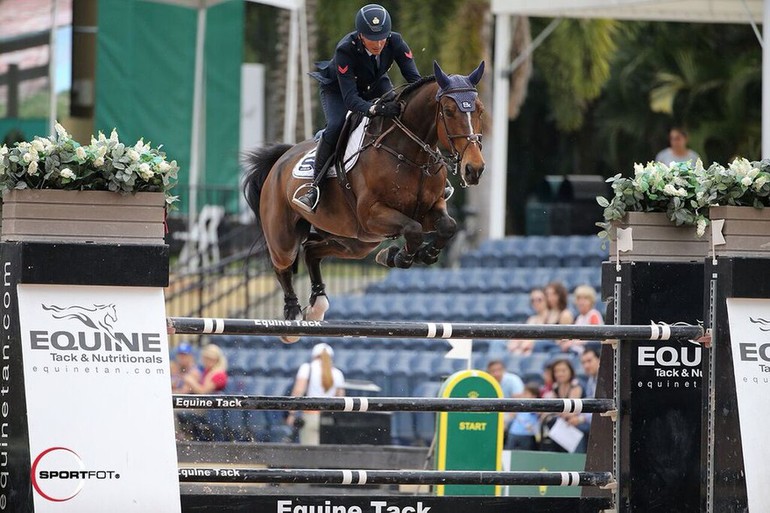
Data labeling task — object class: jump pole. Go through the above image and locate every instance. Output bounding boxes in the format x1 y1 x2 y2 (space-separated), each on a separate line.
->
167 317 703 340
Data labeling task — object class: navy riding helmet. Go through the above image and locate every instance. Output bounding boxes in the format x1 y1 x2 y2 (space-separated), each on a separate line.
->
355 4 391 41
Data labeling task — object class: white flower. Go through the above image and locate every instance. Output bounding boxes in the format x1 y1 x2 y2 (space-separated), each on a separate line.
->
729 157 753 178
31 140 45 153
0 145 7 157
695 159 705 175
741 176 753 187
158 160 171 173
98 131 107 142
60 168 76 180
663 183 679 196
696 218 707 237
27 161 38 176
138 162 153 180
55 122 69 139
22 151 38 164
97 146 107 158
633 163 644 177
127 149 140 162
93 157 105 168
75 146 87 161
110 129 119 142
754 175 768 190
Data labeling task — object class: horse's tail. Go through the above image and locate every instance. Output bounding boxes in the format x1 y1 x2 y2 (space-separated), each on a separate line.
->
243 144 293 228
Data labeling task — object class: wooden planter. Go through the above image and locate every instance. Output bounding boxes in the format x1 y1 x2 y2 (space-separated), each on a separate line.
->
708 206 770 258
1 189 166 245
610 212 708 263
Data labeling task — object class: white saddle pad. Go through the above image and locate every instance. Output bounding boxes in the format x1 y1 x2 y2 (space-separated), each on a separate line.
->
292 116 369 179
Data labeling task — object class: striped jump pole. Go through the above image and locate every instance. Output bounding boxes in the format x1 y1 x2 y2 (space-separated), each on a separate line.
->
172 394 614 414
167 317 703 341
178 468 615 487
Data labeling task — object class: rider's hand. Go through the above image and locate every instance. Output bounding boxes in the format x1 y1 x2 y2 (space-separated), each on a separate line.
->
369 101 401 118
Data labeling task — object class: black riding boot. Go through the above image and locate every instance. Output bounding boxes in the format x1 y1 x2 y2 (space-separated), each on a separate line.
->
293 137 335 213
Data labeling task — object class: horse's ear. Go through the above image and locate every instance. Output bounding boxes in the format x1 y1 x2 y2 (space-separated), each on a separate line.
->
433 60 450 90
468 61 485 86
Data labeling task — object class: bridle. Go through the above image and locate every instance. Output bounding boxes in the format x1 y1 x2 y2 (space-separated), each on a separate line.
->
369 82 483 181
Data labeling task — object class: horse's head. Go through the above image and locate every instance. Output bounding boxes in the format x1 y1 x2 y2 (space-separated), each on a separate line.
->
433 60 486 187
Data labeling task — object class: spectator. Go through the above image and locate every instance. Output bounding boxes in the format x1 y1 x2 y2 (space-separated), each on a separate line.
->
574 285 604 326
505 384 541 451
286 343 345 445
184 344 228 394
508 288 549 355
171 342 201 394
486 359 525 398
580 347 601 399
655 126 699 164
540 362 555 397
545 281 574 325
541 359 584 453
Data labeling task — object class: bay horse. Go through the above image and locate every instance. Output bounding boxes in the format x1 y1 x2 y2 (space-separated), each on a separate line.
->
244 61 485 340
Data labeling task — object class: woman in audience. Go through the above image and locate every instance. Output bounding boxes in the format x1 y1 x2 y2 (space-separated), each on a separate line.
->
184 343 228 394
541 359 583 452
286 343 345 445
508 287 549 354
560 285 604 354
545 281 574 324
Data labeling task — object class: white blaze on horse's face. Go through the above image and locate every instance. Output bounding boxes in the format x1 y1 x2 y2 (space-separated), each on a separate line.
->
440 98 485 187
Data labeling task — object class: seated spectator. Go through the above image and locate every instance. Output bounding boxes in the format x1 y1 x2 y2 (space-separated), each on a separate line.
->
580 347 601 399
541 359 584 453
184 344 228 394
177 344 228 440
171 342 201 394
486 359 525 398
505 384 541 451
508 288 549 355
286 343 345 445
545 281 574 325
540 362 555 397
560 285 604 354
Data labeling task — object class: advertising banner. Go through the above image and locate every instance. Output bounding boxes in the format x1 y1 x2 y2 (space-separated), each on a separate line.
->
18 284 180 513
726 298 770 512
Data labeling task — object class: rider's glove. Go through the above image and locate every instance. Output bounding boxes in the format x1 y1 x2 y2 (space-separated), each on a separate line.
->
369 101 401 118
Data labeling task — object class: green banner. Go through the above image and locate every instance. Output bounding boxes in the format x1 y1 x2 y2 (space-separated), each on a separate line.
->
505 450 586 497
436 370 503 496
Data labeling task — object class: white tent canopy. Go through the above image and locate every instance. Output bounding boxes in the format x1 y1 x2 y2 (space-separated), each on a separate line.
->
486 0 770 239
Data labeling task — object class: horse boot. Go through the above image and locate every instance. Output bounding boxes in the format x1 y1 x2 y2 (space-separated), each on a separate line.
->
293 136 335 214
444 178 455 201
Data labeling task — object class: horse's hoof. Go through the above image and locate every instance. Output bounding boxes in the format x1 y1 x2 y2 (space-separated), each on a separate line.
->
375 245 399 267
417 245 440 265
280 335 300 344
305 294 329 321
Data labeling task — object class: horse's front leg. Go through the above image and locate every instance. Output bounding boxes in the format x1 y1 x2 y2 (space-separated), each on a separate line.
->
416 203 457 265
366 204 424 269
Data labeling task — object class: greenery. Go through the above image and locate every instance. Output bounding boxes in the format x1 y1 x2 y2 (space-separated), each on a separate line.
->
596 158 770 239
0 123 179 206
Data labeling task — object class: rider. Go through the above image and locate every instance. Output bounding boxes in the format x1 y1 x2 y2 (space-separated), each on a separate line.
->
294 3 453 213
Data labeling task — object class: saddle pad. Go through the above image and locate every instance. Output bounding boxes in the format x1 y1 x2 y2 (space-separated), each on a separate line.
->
292 116 369 180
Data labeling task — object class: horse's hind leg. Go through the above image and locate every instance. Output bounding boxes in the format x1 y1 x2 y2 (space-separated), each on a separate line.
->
303 237 379 320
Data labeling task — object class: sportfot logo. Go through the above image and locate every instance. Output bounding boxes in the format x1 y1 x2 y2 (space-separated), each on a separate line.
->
42 304 118 338
31 447 120 502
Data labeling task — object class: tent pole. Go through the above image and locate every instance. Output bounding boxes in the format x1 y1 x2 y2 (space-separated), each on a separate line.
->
48 0 59 135
762 0 770 159
283 7 300 143
188 3 207 247
298 0 313 141
490 13 511 239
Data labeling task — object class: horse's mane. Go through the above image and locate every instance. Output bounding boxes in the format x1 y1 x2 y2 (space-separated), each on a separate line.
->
395 75 437 102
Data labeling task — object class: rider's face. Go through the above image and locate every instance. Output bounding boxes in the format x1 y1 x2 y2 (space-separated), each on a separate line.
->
360 34 386 55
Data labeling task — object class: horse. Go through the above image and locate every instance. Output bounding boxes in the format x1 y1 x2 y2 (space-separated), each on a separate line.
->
244 61 486 340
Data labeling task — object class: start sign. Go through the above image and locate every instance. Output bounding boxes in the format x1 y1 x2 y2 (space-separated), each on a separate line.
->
435 370 503 496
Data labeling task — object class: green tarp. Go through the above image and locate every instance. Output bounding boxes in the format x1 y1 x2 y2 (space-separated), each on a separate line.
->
95 0 243 213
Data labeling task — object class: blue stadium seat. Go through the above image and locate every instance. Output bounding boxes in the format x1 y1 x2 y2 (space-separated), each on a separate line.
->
391 411 416 445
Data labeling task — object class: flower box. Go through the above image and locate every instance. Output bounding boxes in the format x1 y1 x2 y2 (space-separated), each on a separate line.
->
609 212 708 263
1 189 166 245
708 206 770 258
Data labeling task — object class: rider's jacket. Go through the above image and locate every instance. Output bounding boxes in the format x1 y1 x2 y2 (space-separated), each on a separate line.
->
309 31 421 114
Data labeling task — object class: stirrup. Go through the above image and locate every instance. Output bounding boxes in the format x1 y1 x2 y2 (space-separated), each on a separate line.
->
292 183 320 213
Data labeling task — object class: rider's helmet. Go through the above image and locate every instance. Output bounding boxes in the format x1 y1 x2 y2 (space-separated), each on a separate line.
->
355 4 391 41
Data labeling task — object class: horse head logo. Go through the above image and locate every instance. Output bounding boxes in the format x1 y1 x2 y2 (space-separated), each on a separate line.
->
750 317 770 332
41 304 118 337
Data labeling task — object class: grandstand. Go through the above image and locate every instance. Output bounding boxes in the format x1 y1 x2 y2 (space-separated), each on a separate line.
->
190 235 608 445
